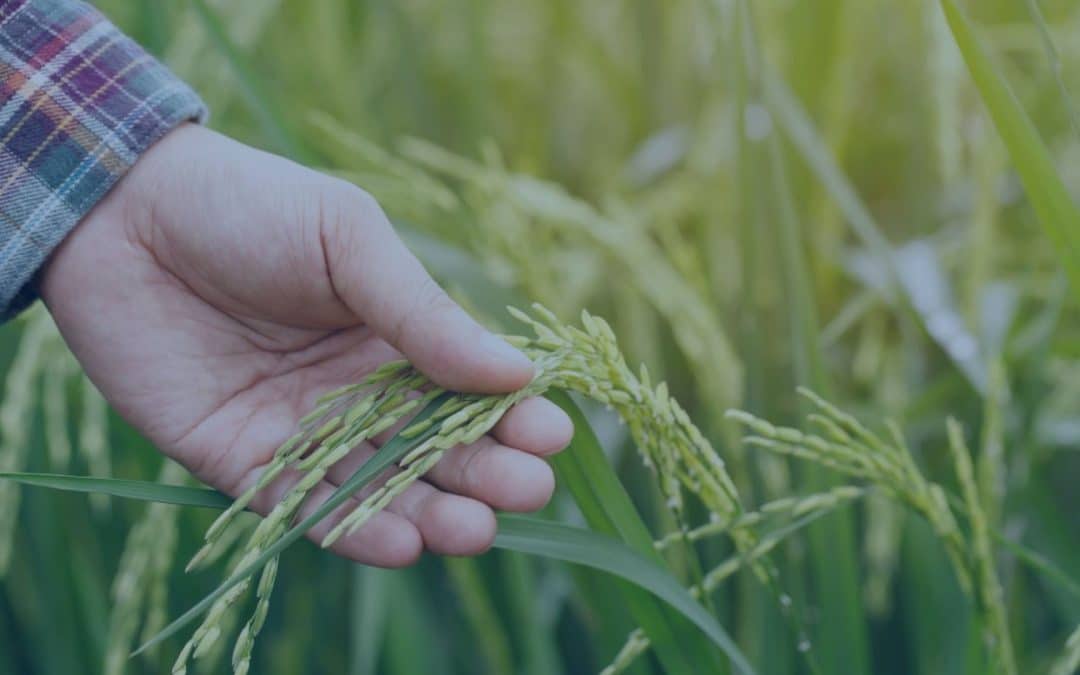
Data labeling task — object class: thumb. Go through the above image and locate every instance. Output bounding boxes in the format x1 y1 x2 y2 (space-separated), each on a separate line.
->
320 184 533 393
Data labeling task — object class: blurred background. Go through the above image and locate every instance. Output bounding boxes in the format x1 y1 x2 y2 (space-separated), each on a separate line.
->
1 0 1078 673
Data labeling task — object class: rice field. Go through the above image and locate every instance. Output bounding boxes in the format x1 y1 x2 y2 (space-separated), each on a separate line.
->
1 1 1079 674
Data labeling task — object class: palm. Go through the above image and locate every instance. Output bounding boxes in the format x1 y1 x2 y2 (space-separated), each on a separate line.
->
40 125 572 566
110 278 394 500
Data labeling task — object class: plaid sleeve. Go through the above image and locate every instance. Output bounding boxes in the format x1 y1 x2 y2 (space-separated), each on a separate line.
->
0 0 206 321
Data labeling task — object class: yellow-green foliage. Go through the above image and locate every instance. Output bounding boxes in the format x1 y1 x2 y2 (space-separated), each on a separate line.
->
1 1 1079 674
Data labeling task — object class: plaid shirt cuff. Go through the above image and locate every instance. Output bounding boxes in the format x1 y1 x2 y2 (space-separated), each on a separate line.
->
0 0 206 321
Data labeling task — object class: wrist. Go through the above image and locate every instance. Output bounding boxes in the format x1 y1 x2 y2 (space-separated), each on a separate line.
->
39 123 201 310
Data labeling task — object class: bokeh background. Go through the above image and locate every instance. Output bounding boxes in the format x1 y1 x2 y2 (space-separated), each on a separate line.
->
1 1 1078 673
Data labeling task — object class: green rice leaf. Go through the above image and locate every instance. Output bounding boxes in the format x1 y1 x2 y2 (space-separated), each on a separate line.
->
735 3 868 670
350 565 392 675
1021 0 1080 142
494 515 751 674
0 467 752 672
22 468 1077 610
546 390 748 675
188 0 310 162
443 557 515 675
940 0 1080 296
0 472 231 510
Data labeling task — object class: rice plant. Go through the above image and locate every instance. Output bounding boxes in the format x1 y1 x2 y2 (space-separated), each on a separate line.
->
2 0 1079 674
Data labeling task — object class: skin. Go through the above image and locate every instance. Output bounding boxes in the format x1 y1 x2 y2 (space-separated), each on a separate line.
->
39 123 573 567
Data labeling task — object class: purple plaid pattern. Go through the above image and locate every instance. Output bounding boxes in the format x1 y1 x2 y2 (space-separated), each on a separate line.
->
0 0 205 320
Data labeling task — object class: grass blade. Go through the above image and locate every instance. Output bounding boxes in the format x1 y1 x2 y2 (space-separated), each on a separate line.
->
11 454 1080 673
734 3 869 671
0 473 231 510
350 565 391 675
1021 0 1080 142
762 74 898 287
187 0 310 162
499 551 564 675
546 390 745 675
6 461 753 673
940 0 1080 297
0 458 818 674
16 470 1078 610
10 457 1078 613
763 71 991 394
494 514 752 675
444 557 514 675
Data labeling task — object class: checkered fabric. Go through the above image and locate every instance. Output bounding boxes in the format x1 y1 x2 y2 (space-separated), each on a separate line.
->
0 0 205 320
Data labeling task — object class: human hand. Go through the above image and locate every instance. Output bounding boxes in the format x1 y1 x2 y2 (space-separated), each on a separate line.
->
40 124 573 566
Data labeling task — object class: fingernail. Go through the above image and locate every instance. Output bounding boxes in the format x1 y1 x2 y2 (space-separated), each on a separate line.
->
479 332 534 371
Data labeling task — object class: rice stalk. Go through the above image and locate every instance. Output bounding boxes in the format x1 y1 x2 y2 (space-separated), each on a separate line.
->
939 0 1080 298
176 361 547 671
978 361 1009 529
1021 0 1080 141
602 485 863 675
345 135 743 416
599 632 651 675
176 369 447 674
735 6 868 665
444 557 514 675
1050 624 1080 675
653 486 865 551
308 112 460 216
192 530 255 675
726 390 973 593
727 391 1028 672
507 305 742 522
862 494 903 616
926 0 966 188
42 345 76 470
946 419 1016 675
170 304 746 674
518 301 814 670
79 376 112 513
812 0 875 266
964 141 1006 331
166 0 283 109
105 461 188 675
0 309 54 575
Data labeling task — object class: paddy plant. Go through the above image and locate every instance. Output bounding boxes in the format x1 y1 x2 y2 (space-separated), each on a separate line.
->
1 0 1079 674
25 306 1054 675
159 304 750 675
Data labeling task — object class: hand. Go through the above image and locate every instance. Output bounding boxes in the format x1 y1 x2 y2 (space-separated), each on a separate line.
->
40 124 573 567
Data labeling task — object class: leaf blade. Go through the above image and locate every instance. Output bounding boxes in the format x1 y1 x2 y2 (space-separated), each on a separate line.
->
940 0 1080 296
187 0 310 162
494 514 753 675
0 472 231 510
547 390 745 675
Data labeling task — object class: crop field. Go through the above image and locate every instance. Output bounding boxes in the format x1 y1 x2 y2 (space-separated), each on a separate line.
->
0 1 1078 674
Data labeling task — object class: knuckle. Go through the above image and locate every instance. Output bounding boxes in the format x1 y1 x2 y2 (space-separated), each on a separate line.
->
391 278 454 347
313 181 396 292
457 442 489 495
331 180 386 224
414 277 454 315
315 180 388 244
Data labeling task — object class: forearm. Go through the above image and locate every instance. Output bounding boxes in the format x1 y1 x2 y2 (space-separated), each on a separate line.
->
0 0 205 321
